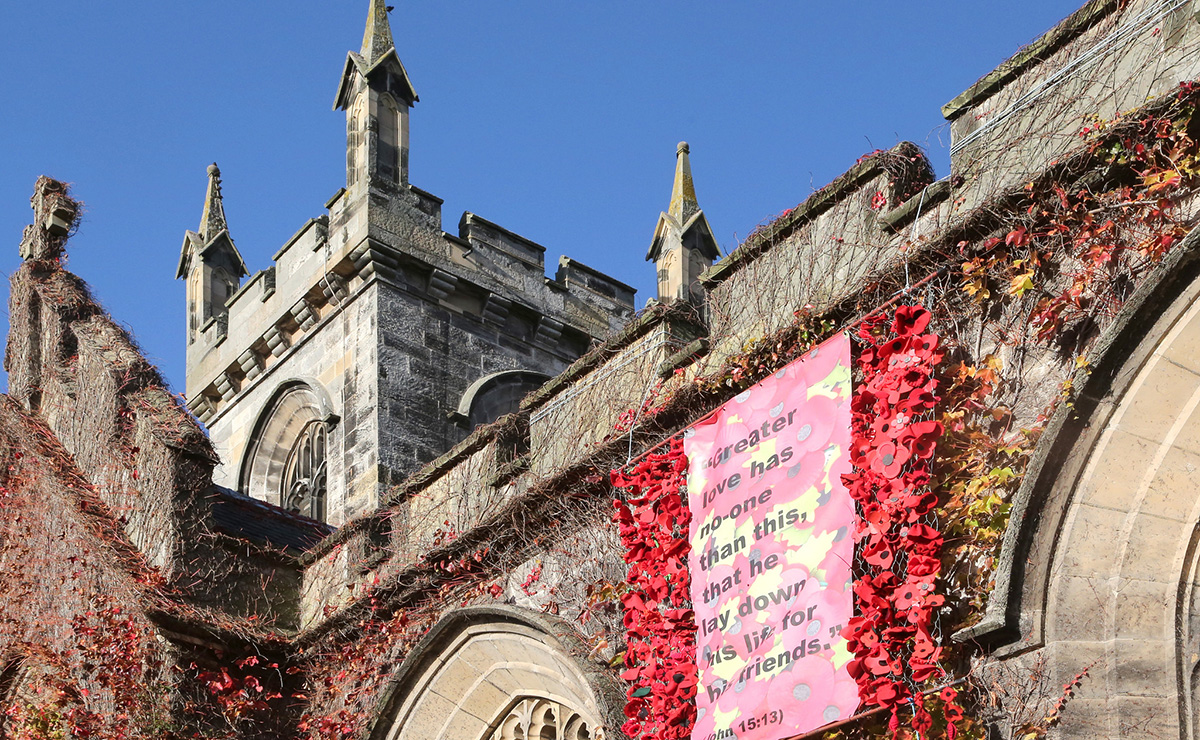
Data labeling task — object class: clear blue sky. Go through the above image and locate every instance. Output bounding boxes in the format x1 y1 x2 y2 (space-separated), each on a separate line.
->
0 1 1087 393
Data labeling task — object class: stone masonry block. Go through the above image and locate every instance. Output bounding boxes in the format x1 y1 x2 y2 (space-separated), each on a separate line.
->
1047 574 1115 642
1143 444 1200 523
1119 515 1189 584
1056 503 1127 578
1075 428 1156 513
1112 578 1173 641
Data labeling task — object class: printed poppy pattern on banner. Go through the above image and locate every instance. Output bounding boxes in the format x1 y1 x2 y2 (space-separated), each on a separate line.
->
684 332 859 740
841 305 964 738
612 439 697 740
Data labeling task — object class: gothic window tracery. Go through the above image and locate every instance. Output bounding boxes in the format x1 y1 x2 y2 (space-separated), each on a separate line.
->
282 420 327 521
489 698 599 740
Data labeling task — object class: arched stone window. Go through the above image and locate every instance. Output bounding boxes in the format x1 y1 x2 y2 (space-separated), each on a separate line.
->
451 370 550 430
282 419 328 521
239 379 338 519
369 606 620 740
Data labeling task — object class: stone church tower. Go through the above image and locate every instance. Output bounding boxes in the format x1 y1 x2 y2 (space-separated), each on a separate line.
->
177 0 635 525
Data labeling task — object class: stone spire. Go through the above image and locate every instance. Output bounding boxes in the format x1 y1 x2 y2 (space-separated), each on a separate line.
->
647 141 720 303
177 164 246 281
360 0 396 67
335 0 418 186
178 164 248 354
668 142 699 225
198 163 227 243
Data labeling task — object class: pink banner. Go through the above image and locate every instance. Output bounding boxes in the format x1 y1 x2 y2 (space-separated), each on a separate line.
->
685 333 859 740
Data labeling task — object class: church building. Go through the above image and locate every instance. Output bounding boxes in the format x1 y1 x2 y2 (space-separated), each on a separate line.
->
5 1 1200 739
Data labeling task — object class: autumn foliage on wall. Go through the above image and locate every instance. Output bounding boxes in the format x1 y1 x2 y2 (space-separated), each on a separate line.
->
0 403 173 739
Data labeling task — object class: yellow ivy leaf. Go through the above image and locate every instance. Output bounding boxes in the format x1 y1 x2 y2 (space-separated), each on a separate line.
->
1008 271 1035 297
1144 169 1181 193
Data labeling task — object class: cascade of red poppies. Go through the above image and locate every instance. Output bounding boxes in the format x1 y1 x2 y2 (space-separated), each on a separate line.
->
841 305 963 738
612 438 697 740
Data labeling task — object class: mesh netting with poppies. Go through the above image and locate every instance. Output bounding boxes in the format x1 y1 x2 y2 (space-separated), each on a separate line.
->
612 438 697 740
842 305 965 738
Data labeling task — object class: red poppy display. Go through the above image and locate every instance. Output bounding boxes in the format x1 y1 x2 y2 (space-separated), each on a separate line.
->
612 439 695 740
841 305 957 739
610 305 957 740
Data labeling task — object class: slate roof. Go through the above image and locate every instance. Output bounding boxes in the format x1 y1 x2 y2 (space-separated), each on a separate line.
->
209 486 334 555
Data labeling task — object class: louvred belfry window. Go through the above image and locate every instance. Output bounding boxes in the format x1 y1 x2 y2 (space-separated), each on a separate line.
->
283 420 327 522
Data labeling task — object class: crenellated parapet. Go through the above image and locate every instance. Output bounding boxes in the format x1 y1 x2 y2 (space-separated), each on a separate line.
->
184 180 634 427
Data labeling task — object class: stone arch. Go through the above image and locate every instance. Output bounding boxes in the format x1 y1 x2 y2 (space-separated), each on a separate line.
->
367 605 623 740
958 232 1200 737
238 378 338 511
452 371 550 429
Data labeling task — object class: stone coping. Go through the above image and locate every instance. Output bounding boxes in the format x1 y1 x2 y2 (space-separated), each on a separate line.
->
460 211 548 253
658 337 709 379
271 216 328 262
699 143 911 290
878 177 953 232
941 0 1119 120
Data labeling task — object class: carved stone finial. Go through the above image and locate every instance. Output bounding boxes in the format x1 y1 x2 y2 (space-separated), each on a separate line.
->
199 163 228 243
19 176 78 262
361 0 397 66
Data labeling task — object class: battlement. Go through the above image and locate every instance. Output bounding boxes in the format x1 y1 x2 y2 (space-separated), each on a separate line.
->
184 180 635 429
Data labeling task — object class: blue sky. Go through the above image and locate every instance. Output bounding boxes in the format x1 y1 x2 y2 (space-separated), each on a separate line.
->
0 1 1087 392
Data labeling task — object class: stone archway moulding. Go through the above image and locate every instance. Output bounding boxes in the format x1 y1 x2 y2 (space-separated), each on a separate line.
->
954 226 1200 737
237 378 339 507
366 605 624 740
